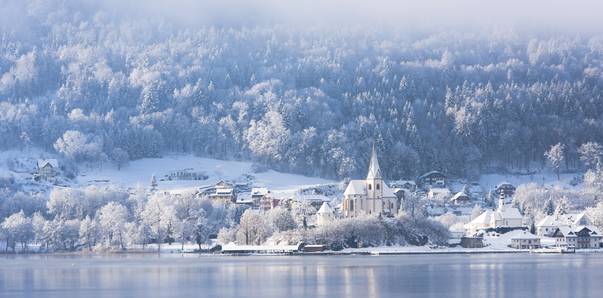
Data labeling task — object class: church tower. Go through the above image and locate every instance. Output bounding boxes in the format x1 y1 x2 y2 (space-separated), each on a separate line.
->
366 144 383 214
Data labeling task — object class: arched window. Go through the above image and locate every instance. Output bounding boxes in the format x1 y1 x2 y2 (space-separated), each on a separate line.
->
376 183 380 190
368 184 372 190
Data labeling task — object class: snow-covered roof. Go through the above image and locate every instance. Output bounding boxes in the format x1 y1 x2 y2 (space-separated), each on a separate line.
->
450 191 470 202
495 182 515 189
317 202 334 214
382 184 397 198
251 187 269 196
215 188 234 194
536 213 589 228
344 180 366 196
419 171 446 179
555 226 575 237
575 225 602 236
468 210 493 226
37 159 58 169
366 145 382 180
495 206 522 220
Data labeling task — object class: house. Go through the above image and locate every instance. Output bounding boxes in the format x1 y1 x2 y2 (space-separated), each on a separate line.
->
209 181 237 204
342 145 399 218
465 196 525 235
552 226 602 249
165 168 208 181
316 202 335 227
390 180 416 191
460 237 484 248
296 194 330 209
35 159 59 181
450 187 471 206
418 171 447 189
251 187 270 208
511 233 541 249
536 212 591 236
234 192 255 207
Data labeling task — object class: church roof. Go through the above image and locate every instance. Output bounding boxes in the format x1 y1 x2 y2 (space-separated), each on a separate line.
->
492 206 522 220
344 180 366 196
468 210 493 226
366 144 382 180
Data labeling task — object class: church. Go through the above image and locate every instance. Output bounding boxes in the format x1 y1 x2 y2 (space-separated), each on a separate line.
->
342 145 399 218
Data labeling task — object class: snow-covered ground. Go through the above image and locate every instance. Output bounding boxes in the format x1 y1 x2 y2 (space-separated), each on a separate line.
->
77 154 336 195
479 172 580 191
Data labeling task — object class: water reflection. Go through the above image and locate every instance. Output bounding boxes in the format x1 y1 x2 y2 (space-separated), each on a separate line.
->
1 254 603 298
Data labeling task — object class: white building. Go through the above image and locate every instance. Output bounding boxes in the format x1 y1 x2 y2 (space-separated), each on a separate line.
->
511 232 541 249
342 145 399 218
316 202 335 227
450 187 471 206
465 197 525 235
552 226 602 249
536 212 590 236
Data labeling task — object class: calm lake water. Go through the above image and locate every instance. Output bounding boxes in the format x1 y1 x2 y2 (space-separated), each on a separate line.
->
0 253 601 297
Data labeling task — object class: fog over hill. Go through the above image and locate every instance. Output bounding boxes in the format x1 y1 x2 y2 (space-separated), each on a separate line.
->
1 0 603 179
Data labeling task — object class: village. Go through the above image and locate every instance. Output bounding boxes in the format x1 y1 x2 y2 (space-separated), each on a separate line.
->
1 144 599 255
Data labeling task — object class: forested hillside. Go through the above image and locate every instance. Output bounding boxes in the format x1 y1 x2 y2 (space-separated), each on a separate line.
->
2 0 603 179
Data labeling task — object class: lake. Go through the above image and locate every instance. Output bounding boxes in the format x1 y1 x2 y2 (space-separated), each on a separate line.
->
0 253 601 297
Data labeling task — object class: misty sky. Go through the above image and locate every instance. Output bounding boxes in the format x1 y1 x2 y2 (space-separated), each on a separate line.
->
96 0 603 31
2 0 603 36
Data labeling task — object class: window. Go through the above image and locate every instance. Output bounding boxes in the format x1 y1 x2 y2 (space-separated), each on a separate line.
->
350 200 354 211
368 184 372 190
376 183 380 190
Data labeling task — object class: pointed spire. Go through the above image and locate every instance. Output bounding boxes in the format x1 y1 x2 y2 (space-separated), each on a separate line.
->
367 144 382 180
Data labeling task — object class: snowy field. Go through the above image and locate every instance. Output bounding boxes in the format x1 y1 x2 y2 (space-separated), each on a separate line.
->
479 172 580 191
1 149 584 196
77 154 336 194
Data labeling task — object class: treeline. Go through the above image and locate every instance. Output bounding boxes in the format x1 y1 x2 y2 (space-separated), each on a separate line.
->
1 1 603 179
0 185 449 252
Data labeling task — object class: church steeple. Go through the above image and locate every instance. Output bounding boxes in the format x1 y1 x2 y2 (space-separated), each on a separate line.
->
366 144 382 180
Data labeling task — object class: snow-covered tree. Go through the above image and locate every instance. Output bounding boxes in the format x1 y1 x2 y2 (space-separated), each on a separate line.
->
111 148 130 170
79 215 99 250
1 211 33 252
579 142 603 170
97 202 128 249
266 207 297 232
545 143 566 180
150 175 158 191
54 130 104 163
543 199 555 216
236 209 272 245
141 194 177 250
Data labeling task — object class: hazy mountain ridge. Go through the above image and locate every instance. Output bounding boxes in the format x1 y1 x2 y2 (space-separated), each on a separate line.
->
1 1 603 180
